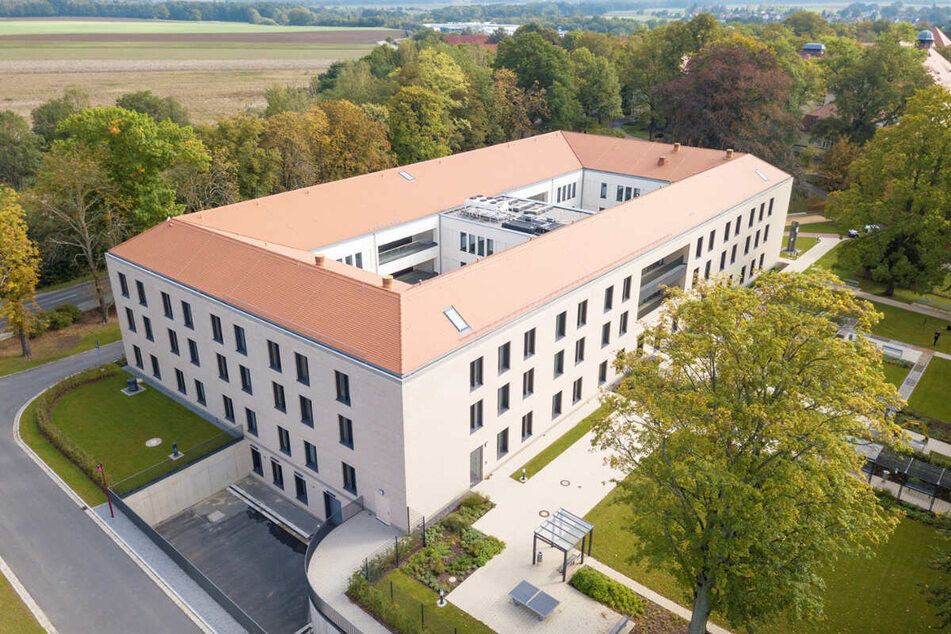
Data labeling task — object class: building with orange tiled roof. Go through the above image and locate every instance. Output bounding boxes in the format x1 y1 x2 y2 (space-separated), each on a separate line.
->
106 131 791 535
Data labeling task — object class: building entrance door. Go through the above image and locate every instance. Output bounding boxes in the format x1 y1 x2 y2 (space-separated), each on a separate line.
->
323 491 342 525
374 489 391 525
469 446 483 486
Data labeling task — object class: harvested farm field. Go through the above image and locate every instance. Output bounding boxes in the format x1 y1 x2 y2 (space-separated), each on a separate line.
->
0 19 401 122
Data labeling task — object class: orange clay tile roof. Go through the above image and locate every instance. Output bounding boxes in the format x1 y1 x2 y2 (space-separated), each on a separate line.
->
110 132 790 375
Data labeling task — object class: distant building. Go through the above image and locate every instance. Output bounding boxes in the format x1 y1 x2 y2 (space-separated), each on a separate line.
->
443 34 498 51
800 42 827 59
916 29 935 49
424 22 520 36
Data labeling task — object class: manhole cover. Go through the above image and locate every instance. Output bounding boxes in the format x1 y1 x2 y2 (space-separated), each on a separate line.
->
560 479 570 487
539 510 550 518
145 438 162 447
207 510 225 523
448 576 457 584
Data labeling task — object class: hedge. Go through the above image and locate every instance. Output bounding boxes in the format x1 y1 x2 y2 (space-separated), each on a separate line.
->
33 365 119 490
570 566 645 617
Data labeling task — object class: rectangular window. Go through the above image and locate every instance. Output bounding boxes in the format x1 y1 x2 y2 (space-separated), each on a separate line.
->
234 325 247 355
271 460 284 489
759 203 765 222
555 311 567 339
136 280 147 306
342 463 357 494
740 265 746 283
267 340 281 371
735 216 742 236
763 225 770 242
304 441 318 471
294 473 308 504
720 251 726 271
132 345 143 369
572 377 583 403
125 307 136 332
195 379 206 405
730 244 737 264
744 236 751 255
619 311 629 336
161 292 173 319
168 329 179 355
498 342 510 374
498 384 510 413
459 232 467 252
708 230 716 250
250 447 262 475
181 301 193 329
601 322 611 347
278 426 291 455
624 186 632 200
469 234 476 254
554 350 564 377
575 338 585 363
295 352 309 385
273 382 286 412
724 221 731 241
696 236 703 258
768 198 774 216
143 316 153 341
470 400 483 432
150 354 161 380
486 239 494 256
604 286 614 312
469 357 484 389
210 314 223 343
759 253 765 269
754 230 760 249
188 339 199 366
223 395 235 422
622 276 632 301
704 260 711 280
175 369 186 394
497 428 509 459
477 236 485 257
522 412 533 442
300 396 313 426
523 329 536 358
577 300 587 327
749 208 755 227
599 361 608 385
239 365 252 394
335 371 351 405
355 253 363 269
572 182 577 198
552 392 563 418
118 272 129 297
245 408 258 436
600 182 607 198
522 369 534 397
216 353 229 382
616 185 623 202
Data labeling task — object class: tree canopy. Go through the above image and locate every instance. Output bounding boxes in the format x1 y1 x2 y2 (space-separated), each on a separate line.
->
0 187 40 357
0 111 43 190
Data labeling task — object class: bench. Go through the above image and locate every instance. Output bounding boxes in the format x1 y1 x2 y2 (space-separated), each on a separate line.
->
881 345 903 360
509 580 560 621
917 298 951 313
558 552 580 575
842 278 861 288
608 615 631 634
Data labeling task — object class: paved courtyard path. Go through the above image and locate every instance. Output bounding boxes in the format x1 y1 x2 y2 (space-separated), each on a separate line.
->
0 343 202 634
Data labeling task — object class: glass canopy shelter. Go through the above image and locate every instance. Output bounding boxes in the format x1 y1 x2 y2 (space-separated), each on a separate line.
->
532 508 594 582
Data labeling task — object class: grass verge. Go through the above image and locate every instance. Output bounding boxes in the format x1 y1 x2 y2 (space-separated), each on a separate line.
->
0 312 120 377
375 570 493 634
0 570 44 634
779 234 819 259
796 220 843 235
908 357 951 424
585 486 947 633
510 403 612 481
882 358 911 389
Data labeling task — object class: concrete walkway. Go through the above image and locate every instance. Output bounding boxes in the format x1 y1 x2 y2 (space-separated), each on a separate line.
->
853 289 951 322
898 351 933 401
779 235 841 273
451 427 730 634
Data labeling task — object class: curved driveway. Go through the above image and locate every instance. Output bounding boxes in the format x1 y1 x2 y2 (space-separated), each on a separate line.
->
0 342 200 634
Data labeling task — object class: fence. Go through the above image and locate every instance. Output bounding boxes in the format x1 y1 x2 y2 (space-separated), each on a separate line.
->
108 489 268 634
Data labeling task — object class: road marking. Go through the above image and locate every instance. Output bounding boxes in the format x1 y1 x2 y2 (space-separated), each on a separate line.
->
0 551 57 633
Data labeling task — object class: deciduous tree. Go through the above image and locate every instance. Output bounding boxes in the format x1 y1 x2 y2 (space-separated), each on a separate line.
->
116 90 189 125
826 86 951 296
198 115 279 200
30 86 90 145
570 47 622 123
592 270 902 634
262 107 329 192
314 100 395 181
0 188 40 357
0 110 43 189
386 86 453 163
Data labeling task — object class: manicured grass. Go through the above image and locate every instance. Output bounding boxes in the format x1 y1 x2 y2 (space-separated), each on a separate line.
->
796 220 843 235
510 403 611 481
585 487 947 633
868 303 951 355
779 234 818 258
908 357 951 424
0 316 120 377
50 372 233 491
375 570 493 634
882 359 911 389
0 19 388 35
0 570 43 634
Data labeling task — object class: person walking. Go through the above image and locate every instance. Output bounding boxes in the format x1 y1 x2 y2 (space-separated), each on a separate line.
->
935 330 942 347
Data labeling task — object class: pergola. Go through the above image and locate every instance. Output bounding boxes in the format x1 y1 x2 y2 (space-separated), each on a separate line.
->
862 445 951 511
532 508 594 582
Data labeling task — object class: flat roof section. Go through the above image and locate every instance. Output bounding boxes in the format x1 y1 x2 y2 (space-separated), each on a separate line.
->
443 195 592 236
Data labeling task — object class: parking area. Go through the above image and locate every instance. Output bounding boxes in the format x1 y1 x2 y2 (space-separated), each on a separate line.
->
155 488 309 634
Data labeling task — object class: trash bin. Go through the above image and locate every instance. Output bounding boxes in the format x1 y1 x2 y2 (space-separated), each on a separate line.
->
536 551 543 564
126 378 138 393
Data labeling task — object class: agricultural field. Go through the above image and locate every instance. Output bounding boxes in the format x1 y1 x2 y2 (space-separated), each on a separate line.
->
0 19 402 122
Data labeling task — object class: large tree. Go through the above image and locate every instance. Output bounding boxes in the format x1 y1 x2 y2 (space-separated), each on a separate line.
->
570 47 622 123
386 86 453 163
58 106 210 230
30 86 90 145
27 145 119 324
313 99 395 182
262 107 329 192
592 270 902 634
0 188 41 357
197 115 279 200
116 90 190 125
826 86 951 296
657 42 800 172
0 110 43 189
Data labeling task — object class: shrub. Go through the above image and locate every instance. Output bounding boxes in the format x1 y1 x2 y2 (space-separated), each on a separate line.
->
46 309 74 330
30 311 49 338
440 512 468 534
570 566 645 617
54 303 82 321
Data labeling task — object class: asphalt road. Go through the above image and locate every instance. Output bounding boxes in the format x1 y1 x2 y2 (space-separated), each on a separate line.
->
0 280 112 333
0 342 201 634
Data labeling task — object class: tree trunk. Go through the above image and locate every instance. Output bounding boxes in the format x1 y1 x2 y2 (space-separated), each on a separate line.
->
19 328 31 358
92 273 109 324
687 580 713 634
885 278 896 297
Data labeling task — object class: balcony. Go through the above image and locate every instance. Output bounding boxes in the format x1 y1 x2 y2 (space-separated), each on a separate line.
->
640 256 685 285
378 240 437 265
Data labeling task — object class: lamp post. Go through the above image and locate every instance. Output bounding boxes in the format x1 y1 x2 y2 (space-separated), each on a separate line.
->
96 463 114 518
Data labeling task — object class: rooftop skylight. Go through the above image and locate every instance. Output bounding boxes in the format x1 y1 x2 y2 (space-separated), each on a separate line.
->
443 306 471 333
399 170 416 182
754 169 769 183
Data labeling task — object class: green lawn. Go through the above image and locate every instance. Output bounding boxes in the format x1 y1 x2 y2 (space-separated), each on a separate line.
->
0 19 389 36
868 303 951 356
779 234 819 259
796 220 843 235
882 359 911 389
585 487 947 633
0 571 43 634
909 357 951 424
376 570 493 634
0 320 120 377
510 403 611 481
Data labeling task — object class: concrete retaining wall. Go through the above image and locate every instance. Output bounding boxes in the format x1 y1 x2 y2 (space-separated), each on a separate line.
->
125 440 251 525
